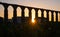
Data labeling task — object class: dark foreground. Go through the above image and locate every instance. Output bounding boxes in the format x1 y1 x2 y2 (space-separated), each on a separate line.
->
0 22 60 37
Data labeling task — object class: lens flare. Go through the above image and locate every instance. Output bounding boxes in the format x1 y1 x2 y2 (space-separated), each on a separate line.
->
32 17 35 23
32 18 34 23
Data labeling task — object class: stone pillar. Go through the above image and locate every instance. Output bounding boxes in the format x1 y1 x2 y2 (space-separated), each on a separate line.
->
4 5 8 24
3 4 9 36
40 9 44 18
29 8 32 19
35 9 38 23
21 7 25 22
51 11 54 22
35 9 38 18
55 11 58 26
28 8 32 22
46 10 49 21
40 9 44 22
13 6 17 24
55 11 58 22
51 11 54 27
21 7 25 18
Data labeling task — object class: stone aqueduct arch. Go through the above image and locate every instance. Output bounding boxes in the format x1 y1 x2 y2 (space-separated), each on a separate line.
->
0 2 60 24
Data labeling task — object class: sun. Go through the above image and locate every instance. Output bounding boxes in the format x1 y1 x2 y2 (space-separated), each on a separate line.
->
32 18 35 23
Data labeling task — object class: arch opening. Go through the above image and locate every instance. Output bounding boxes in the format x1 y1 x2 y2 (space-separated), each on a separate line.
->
24 8 29 17
49 11 52 21
0 4 4 18
31 9 35 23
38 10 41 17
44 11 47 18
8 5 13 19
17 7 22 17
54 12 56 22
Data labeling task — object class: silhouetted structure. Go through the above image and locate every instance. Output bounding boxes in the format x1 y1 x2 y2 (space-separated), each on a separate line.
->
0 2 60 37
0 2 60 24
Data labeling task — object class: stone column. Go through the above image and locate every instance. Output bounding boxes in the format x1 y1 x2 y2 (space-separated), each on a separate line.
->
28 8 32 22
55 11 58 22
29 8 32 19
35 9 38 19
3 4 9 36
13 6 17 24
46 10 49 21
40 9 44 22
55 11 58 26
21 7 25 22
51 11 54 22
35 9 38 23
4 5 8 24
51 11 54 27
41 9 44 18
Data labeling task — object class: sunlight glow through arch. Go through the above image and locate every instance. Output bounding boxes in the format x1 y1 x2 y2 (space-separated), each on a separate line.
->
38 10 41 17
32 18 35 23
31 9 35 23
0 4 4 18
49 11 51 21
24 8 29 17
17 7 21 17
8 6 13 19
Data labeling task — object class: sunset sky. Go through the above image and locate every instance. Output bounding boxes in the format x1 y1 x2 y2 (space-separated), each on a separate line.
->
0 0 60 10
0 0 60 21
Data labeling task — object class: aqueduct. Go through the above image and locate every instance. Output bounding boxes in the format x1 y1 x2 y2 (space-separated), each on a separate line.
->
0 2 60 24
